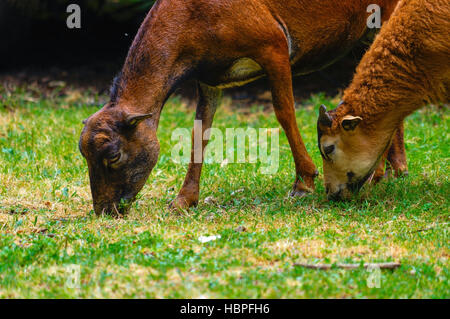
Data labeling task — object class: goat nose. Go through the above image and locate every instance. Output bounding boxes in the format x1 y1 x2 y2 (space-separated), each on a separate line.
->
324 145 335 155
327 189 343 201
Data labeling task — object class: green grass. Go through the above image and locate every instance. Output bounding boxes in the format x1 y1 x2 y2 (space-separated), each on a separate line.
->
0 85 448 298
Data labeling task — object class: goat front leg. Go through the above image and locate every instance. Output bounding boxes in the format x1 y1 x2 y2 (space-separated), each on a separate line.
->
170 82 222 210
255 45 318 197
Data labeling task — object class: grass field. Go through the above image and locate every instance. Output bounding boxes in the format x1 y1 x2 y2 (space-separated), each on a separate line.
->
0 85 448 298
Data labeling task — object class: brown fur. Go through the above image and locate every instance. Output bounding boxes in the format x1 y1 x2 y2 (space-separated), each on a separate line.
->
79 0 401 214
318 0 450 200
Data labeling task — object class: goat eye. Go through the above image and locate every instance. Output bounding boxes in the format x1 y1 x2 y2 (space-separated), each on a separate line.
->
324 145 335 155
108 153 121 164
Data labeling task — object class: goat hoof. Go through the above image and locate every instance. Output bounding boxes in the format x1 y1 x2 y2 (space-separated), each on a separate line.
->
289 189 310 198
169 199 188 212
397 170 409 178
169 196 197 212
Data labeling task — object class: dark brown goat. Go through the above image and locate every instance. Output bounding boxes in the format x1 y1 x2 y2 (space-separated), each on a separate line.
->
79 0 402 215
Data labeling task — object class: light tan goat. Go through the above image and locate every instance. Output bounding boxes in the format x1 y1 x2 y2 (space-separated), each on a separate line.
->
317 0 449 200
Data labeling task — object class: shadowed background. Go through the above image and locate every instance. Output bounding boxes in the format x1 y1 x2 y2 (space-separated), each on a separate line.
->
0 0 370 105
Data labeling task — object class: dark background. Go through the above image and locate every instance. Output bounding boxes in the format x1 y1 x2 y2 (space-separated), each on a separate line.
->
0 0 370 105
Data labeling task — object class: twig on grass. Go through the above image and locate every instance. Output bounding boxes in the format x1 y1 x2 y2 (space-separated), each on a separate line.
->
294 262 401 270
409 222 449 234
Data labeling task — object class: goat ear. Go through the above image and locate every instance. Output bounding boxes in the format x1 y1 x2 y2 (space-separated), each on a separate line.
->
318 105 333 127
125 113 153 128
341 115 362 131
82 116 91 125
